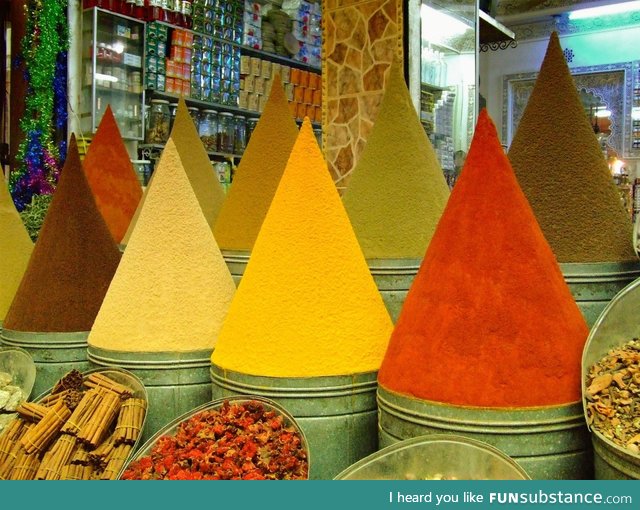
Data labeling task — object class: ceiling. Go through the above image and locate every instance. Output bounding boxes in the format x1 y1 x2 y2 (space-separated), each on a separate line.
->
491 0 640 40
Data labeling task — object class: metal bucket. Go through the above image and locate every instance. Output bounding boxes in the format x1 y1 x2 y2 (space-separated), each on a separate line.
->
560 261 640 328
88 346 212 442
582 276 640 479
210 364 378 480
335 434 530 480
368 258 422 323
377 385 591 479
0 329 91 398
222 250 250 285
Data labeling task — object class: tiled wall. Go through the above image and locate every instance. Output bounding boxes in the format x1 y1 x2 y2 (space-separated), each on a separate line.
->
322 0 403 189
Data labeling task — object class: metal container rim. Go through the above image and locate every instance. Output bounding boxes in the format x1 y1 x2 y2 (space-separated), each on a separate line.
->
88 345 212 369
334 433 530 480
1 328 89 347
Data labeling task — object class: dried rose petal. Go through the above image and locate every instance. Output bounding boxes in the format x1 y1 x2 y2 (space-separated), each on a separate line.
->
121 400 308 480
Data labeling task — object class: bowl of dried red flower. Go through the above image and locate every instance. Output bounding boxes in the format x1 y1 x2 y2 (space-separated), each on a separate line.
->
119 396 310 480
334 434 530 480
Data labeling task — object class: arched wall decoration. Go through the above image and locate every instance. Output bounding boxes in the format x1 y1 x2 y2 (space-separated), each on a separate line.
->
502 61 634 157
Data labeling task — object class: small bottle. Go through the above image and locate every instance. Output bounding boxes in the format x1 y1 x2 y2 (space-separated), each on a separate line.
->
122 0 136 16
147 0 164 22
182 0 192 29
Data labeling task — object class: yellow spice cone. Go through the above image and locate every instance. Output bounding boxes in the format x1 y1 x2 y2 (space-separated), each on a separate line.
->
170 98 226 227
212 119 393 377
343 60 450 259
88 138 235 352
0 181 33 322
213 74 299 250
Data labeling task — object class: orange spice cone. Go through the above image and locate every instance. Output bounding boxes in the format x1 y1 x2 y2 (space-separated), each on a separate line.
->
378 110 588 408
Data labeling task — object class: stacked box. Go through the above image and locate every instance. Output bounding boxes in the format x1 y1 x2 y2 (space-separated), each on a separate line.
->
283 0 321 68
145 22 169 91
166 29 194 97
191 34 241 106
239 55 320 122
243 1 262 49
192 0 243 44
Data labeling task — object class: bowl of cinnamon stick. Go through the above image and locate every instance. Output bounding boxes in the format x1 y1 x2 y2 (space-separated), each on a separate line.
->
0 367 148 480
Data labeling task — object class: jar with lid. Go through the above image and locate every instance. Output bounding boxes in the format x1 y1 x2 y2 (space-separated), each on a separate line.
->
199 109 219 152
145 99 171 144
233 115 247 154
169 102 178 132
187 106 200 131
246 118 258 145
217 112 235 153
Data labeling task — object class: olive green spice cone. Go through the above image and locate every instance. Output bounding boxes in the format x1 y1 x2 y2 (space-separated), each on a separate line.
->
508 32 636 263
342 60 450 260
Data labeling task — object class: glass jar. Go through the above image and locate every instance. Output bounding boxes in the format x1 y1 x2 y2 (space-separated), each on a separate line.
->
217 112 235 153
187 106 200 131
199 109 219 152
145 99 171 144
246 118 258 145
233 115 246 154
169 102 178 132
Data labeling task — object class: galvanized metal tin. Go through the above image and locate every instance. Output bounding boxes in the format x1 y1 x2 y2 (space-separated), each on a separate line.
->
210 364 378 480
560 261 640 327
377 385 591 479
0 329 91 398
582 276 640 479
335 434 530 480
368 258 422 323
222 250 250 285
88 346 212 442
119 396 310 480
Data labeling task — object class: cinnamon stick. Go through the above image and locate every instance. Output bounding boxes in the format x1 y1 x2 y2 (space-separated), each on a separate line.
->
16 402 48 422
100 443 132 480
84 373 132 398
20 401 71 454
9 450 40 480
114 398 146 445
35 434 76 480
78 389 121 447
61 389 102 436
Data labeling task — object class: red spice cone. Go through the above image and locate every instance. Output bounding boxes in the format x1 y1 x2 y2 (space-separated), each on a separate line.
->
378 109 588 408
83 105 142 244
4 135 121 332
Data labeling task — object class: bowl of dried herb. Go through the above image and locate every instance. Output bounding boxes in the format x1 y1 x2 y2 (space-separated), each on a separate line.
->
119 396 309 480
583 276 640 479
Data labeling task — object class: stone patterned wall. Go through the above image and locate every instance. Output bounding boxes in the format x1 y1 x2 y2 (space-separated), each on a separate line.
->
323 0 403 189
